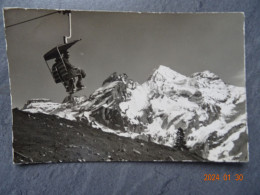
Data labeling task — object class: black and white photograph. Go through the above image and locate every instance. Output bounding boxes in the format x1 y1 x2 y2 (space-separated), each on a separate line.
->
4 9 248 164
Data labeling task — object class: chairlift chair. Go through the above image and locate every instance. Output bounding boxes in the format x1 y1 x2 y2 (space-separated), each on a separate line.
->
43 39 82 94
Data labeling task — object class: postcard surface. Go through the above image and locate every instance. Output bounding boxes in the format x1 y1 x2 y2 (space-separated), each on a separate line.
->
4 8 248 164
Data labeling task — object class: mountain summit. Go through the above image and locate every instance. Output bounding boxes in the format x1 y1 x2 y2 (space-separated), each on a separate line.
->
22 65 248 162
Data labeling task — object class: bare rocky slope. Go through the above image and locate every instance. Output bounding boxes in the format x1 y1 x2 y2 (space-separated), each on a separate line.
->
13 109 204 163
21 65 248 162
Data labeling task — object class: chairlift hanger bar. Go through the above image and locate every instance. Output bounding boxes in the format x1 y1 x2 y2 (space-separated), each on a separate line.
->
63 11 72 44
5 10 71 29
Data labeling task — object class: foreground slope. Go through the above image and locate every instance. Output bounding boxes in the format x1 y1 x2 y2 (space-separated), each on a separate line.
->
13 109 203 163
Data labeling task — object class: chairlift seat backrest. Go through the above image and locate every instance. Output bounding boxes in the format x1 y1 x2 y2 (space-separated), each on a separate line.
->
52 61 72 83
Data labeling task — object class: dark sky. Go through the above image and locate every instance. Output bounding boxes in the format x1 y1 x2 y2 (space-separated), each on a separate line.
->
4 9 245 108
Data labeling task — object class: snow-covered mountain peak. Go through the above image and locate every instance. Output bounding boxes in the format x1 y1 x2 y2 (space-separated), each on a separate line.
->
191 70 220 80
189 70 233 103
150 65 187 84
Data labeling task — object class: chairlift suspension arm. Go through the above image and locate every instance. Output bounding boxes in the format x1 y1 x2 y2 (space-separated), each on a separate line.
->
64 11 72 44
